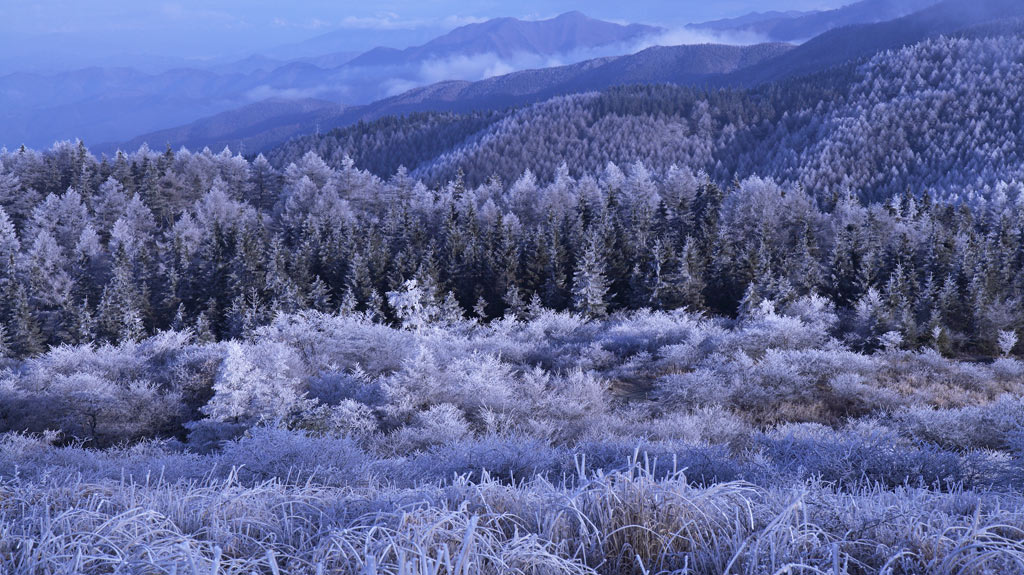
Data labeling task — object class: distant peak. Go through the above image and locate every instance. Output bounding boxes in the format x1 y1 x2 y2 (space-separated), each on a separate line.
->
554 11 591 21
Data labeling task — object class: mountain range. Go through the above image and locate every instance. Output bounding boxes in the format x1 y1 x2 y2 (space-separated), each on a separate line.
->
0 12 659 150
109 42 793 155
687 0 941 41
9 0 1021 156
110 0 1024 157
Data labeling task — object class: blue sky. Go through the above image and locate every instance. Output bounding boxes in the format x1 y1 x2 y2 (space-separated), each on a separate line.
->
0 0 851 71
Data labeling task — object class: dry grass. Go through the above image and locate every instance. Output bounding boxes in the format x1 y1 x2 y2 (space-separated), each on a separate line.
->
2 458 1023 575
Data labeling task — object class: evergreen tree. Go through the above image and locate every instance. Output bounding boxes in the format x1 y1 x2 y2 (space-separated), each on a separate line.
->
572 231 612 318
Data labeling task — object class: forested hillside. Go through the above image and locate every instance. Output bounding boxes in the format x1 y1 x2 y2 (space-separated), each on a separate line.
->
271 33 1024 203
2 127 1024 360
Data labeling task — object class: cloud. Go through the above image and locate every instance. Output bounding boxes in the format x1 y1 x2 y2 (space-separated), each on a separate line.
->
418 53 520 84
391 26 775 98
382 78 422 97
646 27 773 47
245 84 349 101
339 13 407 30
255 21 780 105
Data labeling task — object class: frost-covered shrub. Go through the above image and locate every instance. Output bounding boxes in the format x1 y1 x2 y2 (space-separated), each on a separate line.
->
28 342 145 383
307 368 386 407
381 349 516 423
0 371 183 446
576 438 746 484
385 403 472 454
891 396 1024 451
216 426 369 484
291 400 378 436
991 357 1024 381
734 301 831 353
759 423 999 489
257 311 415 376
655 367 731 408
596 309 702 358
622 406 751 446
0 432 203 483
824 372 900 417
199 341 311 426
656 321 729 370
511 367 608 443
408 434 566 483
782 294 839 336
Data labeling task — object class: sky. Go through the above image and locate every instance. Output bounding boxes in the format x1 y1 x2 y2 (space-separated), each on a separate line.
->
0 0 852 72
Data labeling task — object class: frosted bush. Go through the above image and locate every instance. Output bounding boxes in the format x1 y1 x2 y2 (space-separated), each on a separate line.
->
519 368 607 443
892 396 1024 451
782 294 839 334
998 329 1018 357
386 403 471 454
382 349 516 422
759 422 998 488
258 311 415 375
409 434 565 482
292 399 378 436
991 357 1024 381
199 341 311 427
826 372 900 416
655 367 730 408
0 371 183 446
307 368 386 407
217 426 369 484
735 303 828 353
621 406 750 446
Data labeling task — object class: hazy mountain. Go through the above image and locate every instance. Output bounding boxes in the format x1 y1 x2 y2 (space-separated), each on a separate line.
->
263 28 445 61
348 43 793 117
115 43 792 155
103 99 345 155
346 11 661 67
107 0 1024 157
690 0 943 41
723 0 1024 87
0 12 661 150
691 10 816 34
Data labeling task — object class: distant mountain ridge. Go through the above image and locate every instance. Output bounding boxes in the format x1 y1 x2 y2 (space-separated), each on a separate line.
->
721 0 1024 87
346 12 661 67
689 0 943 41
112 0 1024 156
1 12 663 150
111 99 345 155
105 42 792 155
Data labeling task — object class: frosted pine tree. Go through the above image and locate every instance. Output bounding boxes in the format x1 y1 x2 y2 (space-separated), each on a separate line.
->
572 231 611 318
201 341 306 426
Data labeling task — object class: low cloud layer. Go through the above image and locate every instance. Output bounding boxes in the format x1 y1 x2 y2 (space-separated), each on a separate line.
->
391 27 774 96
238 24 782 106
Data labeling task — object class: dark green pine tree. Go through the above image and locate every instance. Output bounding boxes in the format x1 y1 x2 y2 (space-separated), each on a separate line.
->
541 215 569 309
677 236 706 311
10 283 45 357
790 219 824 295
98 252 148 344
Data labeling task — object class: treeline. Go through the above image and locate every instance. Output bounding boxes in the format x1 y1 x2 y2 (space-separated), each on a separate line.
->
0 140 1022 358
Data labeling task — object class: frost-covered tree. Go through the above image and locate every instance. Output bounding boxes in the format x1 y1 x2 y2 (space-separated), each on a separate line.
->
571 231 611 319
